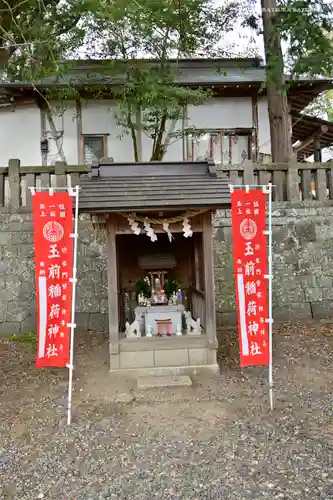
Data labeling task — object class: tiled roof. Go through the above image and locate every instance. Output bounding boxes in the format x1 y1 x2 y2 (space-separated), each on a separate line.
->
79 160 230 212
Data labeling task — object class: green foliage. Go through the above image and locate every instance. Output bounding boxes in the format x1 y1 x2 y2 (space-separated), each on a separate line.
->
164 278 182 298
81 0 240 160
135 276 151 298
8 332 37 349
0 0 87 80
244 0 333 78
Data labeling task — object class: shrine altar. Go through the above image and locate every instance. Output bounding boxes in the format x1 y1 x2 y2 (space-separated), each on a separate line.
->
135 305 185 336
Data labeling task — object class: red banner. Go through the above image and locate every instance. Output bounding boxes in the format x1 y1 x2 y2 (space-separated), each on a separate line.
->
32 192 73 368
231 189 269 367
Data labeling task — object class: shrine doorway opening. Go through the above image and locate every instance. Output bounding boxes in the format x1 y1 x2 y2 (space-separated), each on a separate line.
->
116 231 205 333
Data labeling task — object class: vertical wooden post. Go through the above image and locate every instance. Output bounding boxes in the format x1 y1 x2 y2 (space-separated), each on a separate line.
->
202 211 218 353
251 95 259 162
316 168 327 201
0 169 4 207
314 137 322 162
54 161 67 188
136 108 143 162
272 166 285 201
40 107 47 166
76 100 83 163
107 216 119 355
193 236 201 290
8 158 21 210
243 160 254 185
258 168 271 186
286 161 300 201
25 172 36 209
301 167 313 200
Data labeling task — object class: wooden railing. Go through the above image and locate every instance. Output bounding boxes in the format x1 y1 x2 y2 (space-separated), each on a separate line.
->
1 158 333 209
0 159 89 210
189 286 206 328
215 160 333 202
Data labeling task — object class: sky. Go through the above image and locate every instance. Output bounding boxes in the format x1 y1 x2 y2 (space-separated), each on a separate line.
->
215 0 265 59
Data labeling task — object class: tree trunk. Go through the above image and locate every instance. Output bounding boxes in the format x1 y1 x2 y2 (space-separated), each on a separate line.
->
261 0 292 163
150 115 167 161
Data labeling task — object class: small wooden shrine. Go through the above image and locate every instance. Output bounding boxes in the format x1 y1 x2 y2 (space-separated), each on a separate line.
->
79 160 230 376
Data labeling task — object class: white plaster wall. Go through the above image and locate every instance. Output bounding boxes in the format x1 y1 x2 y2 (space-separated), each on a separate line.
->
257 97 271 155
187 97 252 130
0 105 41 165
81 100 134 161
0 97 273 165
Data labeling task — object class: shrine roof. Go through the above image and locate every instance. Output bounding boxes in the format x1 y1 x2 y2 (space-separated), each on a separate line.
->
78 160 231 212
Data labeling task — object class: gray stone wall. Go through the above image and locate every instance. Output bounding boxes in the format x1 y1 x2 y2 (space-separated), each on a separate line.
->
214 202 333 326
1 202 333 336
0 213 108 336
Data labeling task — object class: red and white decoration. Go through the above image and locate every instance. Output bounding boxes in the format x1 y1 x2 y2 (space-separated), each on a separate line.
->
231 188 269 367
33 192 74 368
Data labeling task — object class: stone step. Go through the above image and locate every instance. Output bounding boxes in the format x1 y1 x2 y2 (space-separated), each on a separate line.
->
137 375 193 390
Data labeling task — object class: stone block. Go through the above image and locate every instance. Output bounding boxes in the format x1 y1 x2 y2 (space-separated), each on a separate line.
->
75 312 89 332
154 349 189 367
88 313 107 332
217 311 237 326
110 354 120 370
76 293 102 313
120 350 154 369
272 303 312 322
6 301 31 322
137 375 192 389
17 245 34 259
317 276 333 288
311 301 333 319
0 322 21 337
0 232 10 245
0 300 7 322
100 299 108 314
321 288 333 300
21 314 37 333
188 348 208 365
11 231 33 245
304 287 323 302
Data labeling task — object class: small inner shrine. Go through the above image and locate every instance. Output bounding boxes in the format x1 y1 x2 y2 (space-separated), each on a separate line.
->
79 159 230 376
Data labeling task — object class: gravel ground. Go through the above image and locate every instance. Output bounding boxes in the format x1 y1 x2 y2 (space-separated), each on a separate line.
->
1 322 333 499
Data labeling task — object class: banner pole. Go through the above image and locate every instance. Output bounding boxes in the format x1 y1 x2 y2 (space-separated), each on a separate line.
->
267 183 274 411
67 185 79 425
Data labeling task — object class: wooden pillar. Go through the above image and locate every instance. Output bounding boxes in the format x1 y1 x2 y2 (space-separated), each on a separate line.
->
107 216 119 355
54 161 67 188
76 100 83 163
314 137 322 162
251 94 259 162
8 158 20 210
202 211 218 351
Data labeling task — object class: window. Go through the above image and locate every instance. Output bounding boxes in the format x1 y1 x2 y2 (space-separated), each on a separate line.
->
186 130 252 164
81 135 108 164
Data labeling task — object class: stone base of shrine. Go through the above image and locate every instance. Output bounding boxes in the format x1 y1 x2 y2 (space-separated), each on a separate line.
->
109 336 219 377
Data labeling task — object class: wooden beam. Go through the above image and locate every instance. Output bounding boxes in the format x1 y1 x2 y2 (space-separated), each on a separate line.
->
202 211 217 350
107 216 119 355
293 125 328 153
